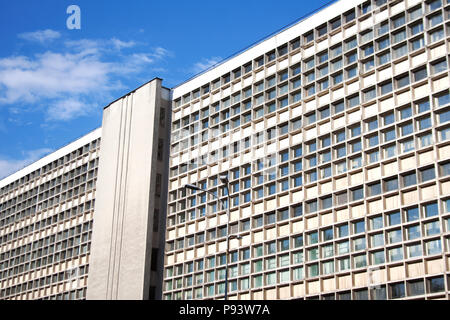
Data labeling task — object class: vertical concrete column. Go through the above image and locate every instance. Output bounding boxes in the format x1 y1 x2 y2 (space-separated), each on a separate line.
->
87 78 168 300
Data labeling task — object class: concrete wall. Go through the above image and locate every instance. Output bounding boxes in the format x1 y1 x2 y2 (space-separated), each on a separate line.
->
87 78 169 300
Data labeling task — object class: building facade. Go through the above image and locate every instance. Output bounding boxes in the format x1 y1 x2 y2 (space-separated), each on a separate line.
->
86 79 171 300
0 129 101 299
164 0 450 300
0 0 449 301
0 79 171 300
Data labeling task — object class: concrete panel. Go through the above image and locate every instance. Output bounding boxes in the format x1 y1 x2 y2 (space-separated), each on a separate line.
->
87 79 170 300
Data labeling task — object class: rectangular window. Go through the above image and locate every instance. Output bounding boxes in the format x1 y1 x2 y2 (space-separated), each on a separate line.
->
388 229 402 244
384 128 396 142
377 22 389 36
440 163 450 176
319 79 329 91
401 139 415 153
428 0 442 11
397 75 410 88
333 72 343 85
392 14 406 28
345 10 355 23
410 22 424 35
380 82 393 95
430 28 444 42
331 58 343 72
431 60 447 75
372 250 385 264
424 202 438 218
420 167 435 182
428 13 443 28
347 66 357 78
413 67 427 82
426 239 441 255
377 37 390 50
393 44 408 58
293 267 304 280
378 52 390 65
354 237 366 251
406 207 420 221
330 45 342 58
436 92 450 108
360 30 373 43
305 58 315 70
348 95 360 108
292 78 301 89
409 7 422 21
384 178 398 192
428 276 445 293
390 283 405 299
407 225 421 240
364 88 376 102
389 247 403 261
334 102 345 114
292 206 303 218
346 51 357 64
408 243 422 258
309 232 319 245
351 140 362 153
411 36 425 51
402 172 417 187
425 221 440 236
368 135 379 147
393 30 407 43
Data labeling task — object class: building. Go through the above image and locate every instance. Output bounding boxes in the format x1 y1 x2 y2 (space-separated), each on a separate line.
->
1 0 450 300
0 128 101 299
86 79 171 300
0 79 171 300
163 0 450 300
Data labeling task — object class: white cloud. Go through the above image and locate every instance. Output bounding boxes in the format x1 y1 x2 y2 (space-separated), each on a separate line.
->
0 34 172 121
46 98 95 121
151 47 173 59
130 53 154 64
0 56 36 69
0 148 53 179
18 29 61 44
0 51 114 105
191 57 222 74
111 38 136 50
65 39 101 52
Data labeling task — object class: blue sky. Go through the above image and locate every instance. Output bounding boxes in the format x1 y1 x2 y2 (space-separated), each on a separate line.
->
0 0 333 178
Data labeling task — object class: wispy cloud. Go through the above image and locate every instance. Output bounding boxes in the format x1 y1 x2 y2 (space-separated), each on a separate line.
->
0 51 115 105
0 32 173 121
151 47 173 59
18 29 61 44
46 98 95 121
0 148 53 179
64 39 101 52
111 38 136 50
191 56 222 74
131 53 154 64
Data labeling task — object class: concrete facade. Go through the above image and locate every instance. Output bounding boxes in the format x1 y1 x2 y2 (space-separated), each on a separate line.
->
0 129 101 300
164 0 450 300
87 79 170 300
1 0 450 301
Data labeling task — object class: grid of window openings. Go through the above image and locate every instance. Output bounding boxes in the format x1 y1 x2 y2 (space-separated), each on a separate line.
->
0 136 100 300
165 0 450 300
